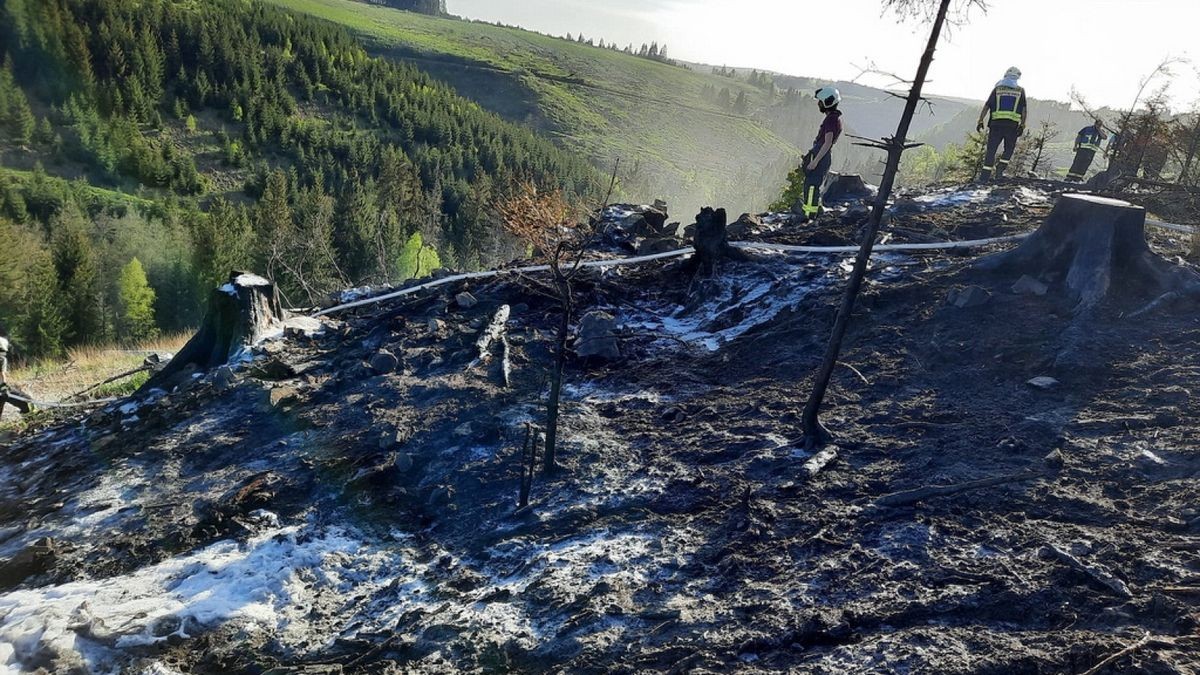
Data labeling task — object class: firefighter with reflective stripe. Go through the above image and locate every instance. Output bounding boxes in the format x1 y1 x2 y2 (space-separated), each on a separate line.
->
799 86 843 222
976 67 1028 182
1066 120 1107 182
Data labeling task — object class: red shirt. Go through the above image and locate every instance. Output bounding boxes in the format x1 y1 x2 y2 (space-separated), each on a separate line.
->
814 110 843 153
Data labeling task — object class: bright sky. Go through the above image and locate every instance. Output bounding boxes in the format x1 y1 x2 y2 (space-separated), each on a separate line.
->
446 0 1200 110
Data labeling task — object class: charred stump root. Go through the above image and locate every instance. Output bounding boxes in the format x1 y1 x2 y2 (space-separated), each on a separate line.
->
977 194 1200 313
683 207 756 276
976 194 1200 367
140 272 285 393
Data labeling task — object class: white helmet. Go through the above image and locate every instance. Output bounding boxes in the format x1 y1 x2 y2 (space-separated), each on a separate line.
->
1004 66 1022 80
815 86 841 110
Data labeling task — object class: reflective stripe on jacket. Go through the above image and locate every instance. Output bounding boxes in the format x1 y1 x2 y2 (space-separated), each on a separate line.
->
990 85 1025 124
1076 126 1105 152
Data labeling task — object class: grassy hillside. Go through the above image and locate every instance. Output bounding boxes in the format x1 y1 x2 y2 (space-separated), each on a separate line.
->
269 0 837 215
0 0 601 362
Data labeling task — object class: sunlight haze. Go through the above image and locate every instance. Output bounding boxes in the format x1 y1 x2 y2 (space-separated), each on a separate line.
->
447 0 1200 110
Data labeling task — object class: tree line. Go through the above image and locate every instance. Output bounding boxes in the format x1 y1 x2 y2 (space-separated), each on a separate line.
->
0 0 601 361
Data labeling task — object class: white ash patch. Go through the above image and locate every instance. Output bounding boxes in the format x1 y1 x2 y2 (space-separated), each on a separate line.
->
913 187 993 207
0 523 412 674
562 381 672 405
619 264 837 351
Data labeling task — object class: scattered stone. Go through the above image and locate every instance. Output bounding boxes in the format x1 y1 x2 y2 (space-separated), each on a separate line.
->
455 292 478 309
1044 449 1066 469
947 286 992 308
575 312 621 361
370 350 400 374
1012 275 1049 296
213 362 236 389
0 537 58 589
660 406 687 423
1027 376 1060 390
427 318 446 333
266 386 301 409
890 197 925 216
728 213 760 240
641 208 668 233
637 237 683 255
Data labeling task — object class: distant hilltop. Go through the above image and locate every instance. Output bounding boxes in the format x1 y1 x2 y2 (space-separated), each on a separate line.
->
358 0 447 15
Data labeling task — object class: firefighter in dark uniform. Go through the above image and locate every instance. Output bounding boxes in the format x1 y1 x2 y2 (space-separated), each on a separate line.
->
799 86 843 222
976 67 1028 182
1067 120 1107 182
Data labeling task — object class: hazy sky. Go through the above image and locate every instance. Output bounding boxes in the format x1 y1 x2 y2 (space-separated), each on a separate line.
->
446 0 1200 110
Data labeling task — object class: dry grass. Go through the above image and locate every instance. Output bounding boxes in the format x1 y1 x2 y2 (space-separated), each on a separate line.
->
5 332 191 408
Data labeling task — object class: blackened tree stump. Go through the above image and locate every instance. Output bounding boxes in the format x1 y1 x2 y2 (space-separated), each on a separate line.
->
684 207 754 276
141 272 285 392
977 194 1199 312
821 173 876 206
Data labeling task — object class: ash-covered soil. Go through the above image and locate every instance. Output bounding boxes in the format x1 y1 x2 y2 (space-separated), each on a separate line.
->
1 186 1199 674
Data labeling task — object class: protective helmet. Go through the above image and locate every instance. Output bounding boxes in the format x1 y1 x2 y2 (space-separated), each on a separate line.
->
1004 66 1022 80
815 86 841 111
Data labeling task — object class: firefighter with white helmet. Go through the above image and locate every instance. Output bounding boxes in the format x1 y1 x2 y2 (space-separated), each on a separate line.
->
798 86 844 221
976 66 1028 182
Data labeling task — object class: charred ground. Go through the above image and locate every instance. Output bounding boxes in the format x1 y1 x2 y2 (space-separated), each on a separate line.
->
1 185 1199 673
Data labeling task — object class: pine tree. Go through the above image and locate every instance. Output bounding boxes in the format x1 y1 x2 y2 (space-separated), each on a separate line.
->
10 92 35 145
116 258 158 344
21 249 68 359
51 210 105 344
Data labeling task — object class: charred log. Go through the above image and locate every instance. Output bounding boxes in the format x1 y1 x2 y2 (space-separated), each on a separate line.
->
140 272 285 393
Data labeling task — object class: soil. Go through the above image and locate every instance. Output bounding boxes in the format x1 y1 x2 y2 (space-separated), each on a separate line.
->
1 185 1198 674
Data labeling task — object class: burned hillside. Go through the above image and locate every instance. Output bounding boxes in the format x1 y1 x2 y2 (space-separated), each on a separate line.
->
1 185 1200 673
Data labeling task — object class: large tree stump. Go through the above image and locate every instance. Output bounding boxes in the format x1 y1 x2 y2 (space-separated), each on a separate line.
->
684 207 754 276
141 272 285 393
822 173 877 206
976 194 1199 312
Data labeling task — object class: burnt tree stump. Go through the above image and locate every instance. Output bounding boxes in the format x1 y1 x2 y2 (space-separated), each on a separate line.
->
141 272 285 393
822 173 876 206
976 194 1199 312
684 207 754 276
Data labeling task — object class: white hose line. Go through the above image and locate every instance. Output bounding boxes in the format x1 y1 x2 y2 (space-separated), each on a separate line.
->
313 248 695 317
310 217 1192 318
3 391 120 409
731 232 1030 254
1147 218 1197 235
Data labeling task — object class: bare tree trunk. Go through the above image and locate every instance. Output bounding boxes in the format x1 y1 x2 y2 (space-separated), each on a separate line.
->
800 0 953 449
518 423 534 508
544 279 571 474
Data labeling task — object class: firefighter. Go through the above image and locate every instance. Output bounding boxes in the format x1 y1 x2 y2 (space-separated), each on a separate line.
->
976 67 1028 182
0 335 31 416
1067 120 1107 182
799 86 843 222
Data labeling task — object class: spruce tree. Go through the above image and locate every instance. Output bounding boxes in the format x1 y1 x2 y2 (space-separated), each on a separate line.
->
117 258 159 344
21 250 68 359
51 210 105 344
